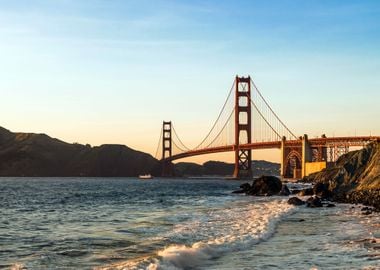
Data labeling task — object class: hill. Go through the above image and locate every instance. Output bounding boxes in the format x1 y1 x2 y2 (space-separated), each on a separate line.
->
175 160 280 177
0 127 159 177
0 126 281 178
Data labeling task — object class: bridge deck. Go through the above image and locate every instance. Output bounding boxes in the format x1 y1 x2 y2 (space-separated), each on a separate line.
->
165 136 380 162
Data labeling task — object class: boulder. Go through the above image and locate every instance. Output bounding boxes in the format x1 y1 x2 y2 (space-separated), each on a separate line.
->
313 182 331 199
240 183 252 192
287 197 305 206
299 188 314 196
306 196 323 208
247 176 282 196
232 182 252 194
279 184 291 196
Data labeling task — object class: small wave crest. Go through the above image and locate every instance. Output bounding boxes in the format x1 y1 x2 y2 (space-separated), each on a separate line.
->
100 199 295 270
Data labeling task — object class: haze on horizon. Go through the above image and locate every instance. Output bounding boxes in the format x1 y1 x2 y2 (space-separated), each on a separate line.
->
1 0 379 164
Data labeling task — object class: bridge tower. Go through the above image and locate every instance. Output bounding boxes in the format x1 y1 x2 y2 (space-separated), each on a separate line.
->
162 121 174 177
233 76 252 179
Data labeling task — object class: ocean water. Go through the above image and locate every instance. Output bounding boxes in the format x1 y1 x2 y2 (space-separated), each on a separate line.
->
0 178 379 270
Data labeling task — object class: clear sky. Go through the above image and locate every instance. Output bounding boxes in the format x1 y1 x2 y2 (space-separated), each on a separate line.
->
1 0 379 163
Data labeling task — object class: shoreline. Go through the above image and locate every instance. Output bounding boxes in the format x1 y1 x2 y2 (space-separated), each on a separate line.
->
205 200 380 269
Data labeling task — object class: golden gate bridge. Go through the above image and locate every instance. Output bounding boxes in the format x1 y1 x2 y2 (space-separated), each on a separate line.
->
154 76 379 179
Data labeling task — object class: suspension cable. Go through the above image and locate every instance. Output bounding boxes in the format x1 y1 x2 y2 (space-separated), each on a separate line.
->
172 125 191 151
193 81 235 150
244 92 282 140
172 139 188 153
204 107 235 149
154 126 163 159
250 78 297 139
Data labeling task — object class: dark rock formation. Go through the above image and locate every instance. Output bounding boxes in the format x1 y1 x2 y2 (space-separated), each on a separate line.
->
298 188 314 196
312 182 331 199
247 176 282 196
0 127 159 177
234 176 285 196
306 196 323 208
303 141 380 210
240 183 252 192
279 184 291 196
287 197 305 205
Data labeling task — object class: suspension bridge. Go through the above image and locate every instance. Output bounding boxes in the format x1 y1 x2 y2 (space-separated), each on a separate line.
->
154 75 379 179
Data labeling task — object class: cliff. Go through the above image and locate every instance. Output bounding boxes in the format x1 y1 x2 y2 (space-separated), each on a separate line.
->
303 141 380 209
0 127 159 177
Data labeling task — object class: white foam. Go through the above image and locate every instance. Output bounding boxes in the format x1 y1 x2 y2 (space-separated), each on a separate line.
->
100 199 295 270
150 200 294 269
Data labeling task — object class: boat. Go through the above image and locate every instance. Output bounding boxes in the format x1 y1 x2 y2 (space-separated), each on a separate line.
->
139 174 153 180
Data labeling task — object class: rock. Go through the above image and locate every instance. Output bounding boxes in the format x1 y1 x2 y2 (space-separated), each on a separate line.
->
313 182 331 199
306 196 323 208
291 189 302 195
326 203 336 207
303 142 380 210
299 188 314 196
240 183 251 192
232 182 252 194
246 176 282 196
362 210 372 215
279 184 291 196
287 197 306 206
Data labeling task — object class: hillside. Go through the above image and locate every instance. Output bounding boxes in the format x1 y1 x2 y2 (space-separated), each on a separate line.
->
0 126 281 178
175 160 280 177
303 141 380 209
0 127 159 177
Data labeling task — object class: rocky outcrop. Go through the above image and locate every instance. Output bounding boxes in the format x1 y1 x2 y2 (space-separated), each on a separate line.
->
279 184 291 196
248 176 282 196
287 197 305 205
306 196 323 208
0 127 159 177
303 141 380 210
234 176 284 196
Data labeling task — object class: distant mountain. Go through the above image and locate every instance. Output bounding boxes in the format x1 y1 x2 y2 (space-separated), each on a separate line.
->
175 160 280 177
0 126 281 177
0 127 159 177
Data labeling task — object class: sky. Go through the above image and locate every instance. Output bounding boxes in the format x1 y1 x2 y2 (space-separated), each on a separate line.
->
0 0 379 163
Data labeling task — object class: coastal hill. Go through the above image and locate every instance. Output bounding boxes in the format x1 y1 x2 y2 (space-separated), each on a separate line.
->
0 127 159 177
175 160 280 177
303 141 380 208
0 126 280 177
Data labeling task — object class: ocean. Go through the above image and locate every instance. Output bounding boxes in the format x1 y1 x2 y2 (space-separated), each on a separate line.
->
0 178 379 269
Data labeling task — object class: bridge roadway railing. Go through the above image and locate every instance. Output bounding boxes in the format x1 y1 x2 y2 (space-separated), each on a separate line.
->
163 136 380 162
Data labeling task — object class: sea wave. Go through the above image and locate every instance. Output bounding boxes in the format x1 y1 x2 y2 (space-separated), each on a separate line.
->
99 198 295 270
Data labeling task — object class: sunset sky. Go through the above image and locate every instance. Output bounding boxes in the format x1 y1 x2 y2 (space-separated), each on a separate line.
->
1 0 379 163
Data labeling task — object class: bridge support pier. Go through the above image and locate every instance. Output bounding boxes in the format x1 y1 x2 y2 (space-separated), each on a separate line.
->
162 121 174 177
302 134 312 178
280 136 286 178
233 76 252 179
